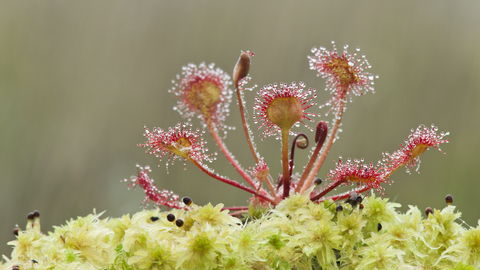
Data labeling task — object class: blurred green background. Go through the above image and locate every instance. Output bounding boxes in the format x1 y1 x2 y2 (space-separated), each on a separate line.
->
1 1 479 257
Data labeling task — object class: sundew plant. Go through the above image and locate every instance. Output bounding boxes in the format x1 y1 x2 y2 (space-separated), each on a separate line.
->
4 42 480 270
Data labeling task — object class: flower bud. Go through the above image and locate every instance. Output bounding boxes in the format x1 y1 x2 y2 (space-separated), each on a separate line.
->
233 51 254 88
315 121 328 145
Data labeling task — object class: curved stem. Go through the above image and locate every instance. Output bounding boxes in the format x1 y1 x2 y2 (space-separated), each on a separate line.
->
189 157 276 204
296 144 322 193
289 133 309 194
206 121 257 189
296 121 328 193
301 101 345 193
290 133 308 178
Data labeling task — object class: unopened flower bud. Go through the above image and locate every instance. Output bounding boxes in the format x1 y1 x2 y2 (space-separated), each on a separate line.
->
233 51 254 88
315 121 328 145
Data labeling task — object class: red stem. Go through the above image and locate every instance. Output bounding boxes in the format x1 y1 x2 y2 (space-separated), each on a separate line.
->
236 88 259 164
222 206 249 211
314 185 372 203
207 121 257 188
301 101 345 193
229 210 249 216
190 158 276 204
295 122 328 193
281 129 290 198
235 86 276 196
310 179 346 202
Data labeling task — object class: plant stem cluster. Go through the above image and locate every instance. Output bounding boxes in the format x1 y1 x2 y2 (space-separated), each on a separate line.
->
127 42 448 209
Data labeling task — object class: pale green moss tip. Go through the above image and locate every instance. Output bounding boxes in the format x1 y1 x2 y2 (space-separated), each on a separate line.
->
2 196 479 269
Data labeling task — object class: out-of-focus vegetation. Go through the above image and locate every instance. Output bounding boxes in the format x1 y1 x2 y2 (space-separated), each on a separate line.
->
1 1 479 257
